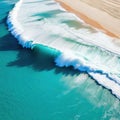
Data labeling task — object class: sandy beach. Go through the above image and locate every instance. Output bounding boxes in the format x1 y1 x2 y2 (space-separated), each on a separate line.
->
56 0 120 38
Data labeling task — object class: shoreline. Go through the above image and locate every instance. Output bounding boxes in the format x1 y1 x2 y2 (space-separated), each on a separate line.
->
56 0 120 38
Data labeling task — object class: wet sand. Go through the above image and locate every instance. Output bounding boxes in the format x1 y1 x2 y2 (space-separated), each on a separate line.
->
56 0 120 38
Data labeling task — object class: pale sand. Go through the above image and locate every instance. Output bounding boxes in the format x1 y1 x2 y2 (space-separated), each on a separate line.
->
56 0 120 38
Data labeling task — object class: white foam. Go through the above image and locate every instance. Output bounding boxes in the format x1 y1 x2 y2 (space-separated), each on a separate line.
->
7 0 120 99
55 52 120 98
7 0 33 48
89 73 120 99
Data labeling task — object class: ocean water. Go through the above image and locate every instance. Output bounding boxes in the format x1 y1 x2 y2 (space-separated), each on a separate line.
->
0 0 120 120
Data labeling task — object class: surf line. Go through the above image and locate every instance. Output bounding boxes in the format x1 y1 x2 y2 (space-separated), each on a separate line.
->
7 0 120 100
7 0 33 48
55 53 120 99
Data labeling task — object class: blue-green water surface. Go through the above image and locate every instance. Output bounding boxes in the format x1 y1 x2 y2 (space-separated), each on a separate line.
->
0 1 120 120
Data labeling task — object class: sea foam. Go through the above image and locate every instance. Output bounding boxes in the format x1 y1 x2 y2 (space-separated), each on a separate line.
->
7 0 33 48
7 0 120 99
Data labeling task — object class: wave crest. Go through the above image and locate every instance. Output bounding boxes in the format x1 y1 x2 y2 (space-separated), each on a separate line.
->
7 0 120 99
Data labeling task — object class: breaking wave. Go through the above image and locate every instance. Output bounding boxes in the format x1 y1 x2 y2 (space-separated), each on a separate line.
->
7 0 120 99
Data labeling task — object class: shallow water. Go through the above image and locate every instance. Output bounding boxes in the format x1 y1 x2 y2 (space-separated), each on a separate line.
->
0 0 120 120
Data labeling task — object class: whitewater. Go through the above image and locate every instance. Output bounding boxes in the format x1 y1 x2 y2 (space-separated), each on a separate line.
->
7 0 120 99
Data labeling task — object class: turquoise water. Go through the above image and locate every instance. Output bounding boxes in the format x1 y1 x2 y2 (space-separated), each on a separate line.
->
0 0 120 120
8 0 120 98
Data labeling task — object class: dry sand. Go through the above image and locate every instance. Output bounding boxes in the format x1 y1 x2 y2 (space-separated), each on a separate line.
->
56 0 120 38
